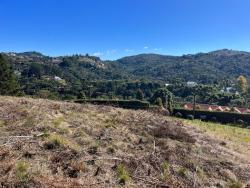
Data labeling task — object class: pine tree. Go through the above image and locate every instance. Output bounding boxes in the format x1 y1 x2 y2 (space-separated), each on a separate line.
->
0 54 19 95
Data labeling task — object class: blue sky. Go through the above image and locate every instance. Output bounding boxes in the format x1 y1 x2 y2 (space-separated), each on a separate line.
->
1 0 250 60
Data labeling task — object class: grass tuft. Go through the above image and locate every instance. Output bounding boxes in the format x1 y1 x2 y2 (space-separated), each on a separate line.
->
117 164 130 185
16 161 29 182
44 134 68 149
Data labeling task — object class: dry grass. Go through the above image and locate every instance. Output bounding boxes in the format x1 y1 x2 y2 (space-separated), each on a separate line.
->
0 96 249 188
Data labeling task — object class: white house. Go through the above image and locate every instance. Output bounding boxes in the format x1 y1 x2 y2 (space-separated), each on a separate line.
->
187 81 197 87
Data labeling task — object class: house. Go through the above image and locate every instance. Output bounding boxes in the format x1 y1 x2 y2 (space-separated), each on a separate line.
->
54 76 63 81
220 87 239 95
187 81 197 87
182 103 250 114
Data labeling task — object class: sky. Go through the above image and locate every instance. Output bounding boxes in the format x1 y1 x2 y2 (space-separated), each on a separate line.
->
1 0 250 60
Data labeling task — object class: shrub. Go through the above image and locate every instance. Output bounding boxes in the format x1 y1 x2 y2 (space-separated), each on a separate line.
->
16 161 29 182
44 134 67 149
186 114 194 120
236 119 245 125
175 112 182 118
117 164 130 185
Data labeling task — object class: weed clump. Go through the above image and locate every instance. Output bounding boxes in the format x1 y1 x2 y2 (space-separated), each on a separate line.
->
44 134 67 149
161 161 170 180
16 161 29 182
117 164 130 185
178 167 187 177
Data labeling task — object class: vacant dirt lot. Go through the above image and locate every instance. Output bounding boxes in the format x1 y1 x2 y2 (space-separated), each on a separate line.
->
0 97 249 187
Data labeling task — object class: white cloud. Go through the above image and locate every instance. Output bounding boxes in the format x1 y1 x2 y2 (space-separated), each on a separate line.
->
125 49 134 52
93 52 103 56
144 46 149 49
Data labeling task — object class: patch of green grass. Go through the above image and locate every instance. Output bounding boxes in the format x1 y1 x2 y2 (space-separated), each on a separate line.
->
16 161 29 182
117 164 130 185
182 119 250 143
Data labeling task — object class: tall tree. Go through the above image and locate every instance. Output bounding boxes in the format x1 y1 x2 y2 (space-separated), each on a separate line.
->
236 75 248 105
237 75 248 94
0 54 19 95
151 88 173 113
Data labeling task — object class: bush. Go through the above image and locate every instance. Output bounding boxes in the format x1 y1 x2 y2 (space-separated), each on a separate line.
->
187 114 194 120
175 112 182 118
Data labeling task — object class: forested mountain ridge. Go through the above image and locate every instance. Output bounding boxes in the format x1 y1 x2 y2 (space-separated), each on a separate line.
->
116 49 250 83
1 49 250 102
3 49 250 84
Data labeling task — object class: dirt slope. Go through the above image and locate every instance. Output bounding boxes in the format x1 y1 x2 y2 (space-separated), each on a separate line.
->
0 97 249 188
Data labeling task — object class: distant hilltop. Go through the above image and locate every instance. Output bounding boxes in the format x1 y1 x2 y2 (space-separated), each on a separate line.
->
2 48 250 84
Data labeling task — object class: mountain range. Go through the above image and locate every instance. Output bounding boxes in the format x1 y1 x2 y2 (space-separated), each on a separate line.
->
2 49 250 84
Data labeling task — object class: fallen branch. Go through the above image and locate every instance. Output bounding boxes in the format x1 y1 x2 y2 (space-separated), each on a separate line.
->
0 136 33 139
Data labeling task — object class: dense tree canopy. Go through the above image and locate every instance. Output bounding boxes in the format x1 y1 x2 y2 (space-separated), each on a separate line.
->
0 55 19 95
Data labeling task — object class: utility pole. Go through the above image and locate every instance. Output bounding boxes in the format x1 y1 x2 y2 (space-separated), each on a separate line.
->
193 94 196 117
